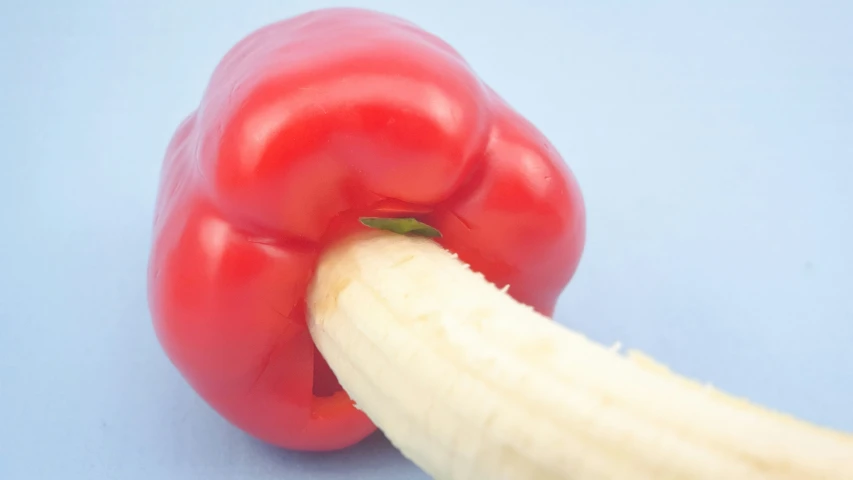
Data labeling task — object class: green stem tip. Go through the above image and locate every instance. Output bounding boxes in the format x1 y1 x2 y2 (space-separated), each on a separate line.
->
359 217 442 238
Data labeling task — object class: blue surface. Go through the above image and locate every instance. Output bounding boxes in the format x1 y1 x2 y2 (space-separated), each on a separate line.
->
1 1 852 478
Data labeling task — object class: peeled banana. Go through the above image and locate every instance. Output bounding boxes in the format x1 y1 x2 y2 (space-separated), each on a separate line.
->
307 231 853 479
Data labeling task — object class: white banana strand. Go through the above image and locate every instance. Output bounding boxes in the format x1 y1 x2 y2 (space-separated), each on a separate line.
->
307 231 853 480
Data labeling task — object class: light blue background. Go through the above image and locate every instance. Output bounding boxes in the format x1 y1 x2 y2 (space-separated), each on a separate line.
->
1 1 851 478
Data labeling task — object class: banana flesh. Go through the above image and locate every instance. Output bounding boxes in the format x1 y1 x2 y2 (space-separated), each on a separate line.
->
307 231 853 480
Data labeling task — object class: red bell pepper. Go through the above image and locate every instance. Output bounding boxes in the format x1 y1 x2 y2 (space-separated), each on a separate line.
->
148 7 585 451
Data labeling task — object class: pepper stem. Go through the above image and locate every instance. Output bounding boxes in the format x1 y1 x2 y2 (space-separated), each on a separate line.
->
359 217 441 238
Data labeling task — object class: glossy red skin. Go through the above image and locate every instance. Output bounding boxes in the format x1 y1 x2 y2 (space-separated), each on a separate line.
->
148 8 585 452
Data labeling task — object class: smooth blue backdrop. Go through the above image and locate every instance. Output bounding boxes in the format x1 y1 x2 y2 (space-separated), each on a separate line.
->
1 1 851 478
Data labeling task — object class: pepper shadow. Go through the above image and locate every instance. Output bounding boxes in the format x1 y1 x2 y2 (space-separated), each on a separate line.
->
252 430 430 479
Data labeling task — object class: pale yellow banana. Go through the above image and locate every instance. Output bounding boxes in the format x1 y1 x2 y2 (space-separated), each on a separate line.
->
306 231 853 480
